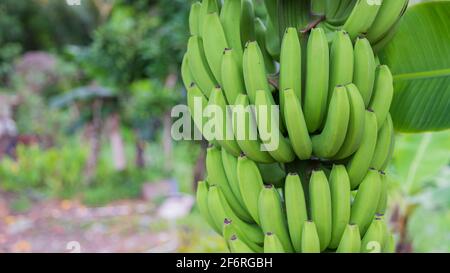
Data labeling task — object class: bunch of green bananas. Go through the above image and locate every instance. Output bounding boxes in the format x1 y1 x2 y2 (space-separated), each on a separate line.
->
182 0 405 253
318 0 409 51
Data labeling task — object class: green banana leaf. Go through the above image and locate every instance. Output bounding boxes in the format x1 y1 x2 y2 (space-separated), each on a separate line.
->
407 169 450 253
390 130 450 195
379 1 450 132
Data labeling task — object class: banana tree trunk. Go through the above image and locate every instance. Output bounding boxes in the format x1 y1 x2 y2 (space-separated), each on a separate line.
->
135 135 146 168
162 111 173 173
109 113 126 171
84 99 103 185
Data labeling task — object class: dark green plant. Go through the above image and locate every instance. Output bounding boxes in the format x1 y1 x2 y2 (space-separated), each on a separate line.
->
0 0 99 82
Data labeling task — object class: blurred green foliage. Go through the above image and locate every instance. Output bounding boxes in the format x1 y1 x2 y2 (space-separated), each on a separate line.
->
0 135 199 205
0 143 87 197
0 0 99 81
391 130 450 195
408 170 450 252
79 0 189 87
390 130 450 252
176 211 228 253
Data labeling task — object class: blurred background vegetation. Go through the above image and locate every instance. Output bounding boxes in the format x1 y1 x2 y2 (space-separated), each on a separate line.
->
0 0 448 253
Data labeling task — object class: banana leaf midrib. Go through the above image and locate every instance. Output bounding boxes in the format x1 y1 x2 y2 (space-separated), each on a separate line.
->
393 68 450 81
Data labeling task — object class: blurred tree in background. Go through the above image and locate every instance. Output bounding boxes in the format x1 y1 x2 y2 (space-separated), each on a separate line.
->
64 0 191 178
0 0 99 82
0 0 196 205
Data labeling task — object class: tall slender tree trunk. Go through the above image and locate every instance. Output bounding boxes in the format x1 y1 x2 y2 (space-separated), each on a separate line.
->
162 111 173 173
162 73 177 173
84 99 103 185
135 134 146 168
109 113 126 171
391 203 414 253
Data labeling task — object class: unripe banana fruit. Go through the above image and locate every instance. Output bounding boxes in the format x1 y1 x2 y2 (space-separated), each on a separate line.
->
187 0 400 253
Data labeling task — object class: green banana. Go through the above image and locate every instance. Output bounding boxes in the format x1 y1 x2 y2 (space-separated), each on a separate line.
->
243 41 273 105
376 171 388 215
371 18 402 53
223 218 234 251
279 27 302 111
259 185 294 253
257 162 286 188
350 169 382 236
240 0 256 47
263 0 280 60
312 85 350 159
285 173 308 253
346 110 378 189
381 115 395 170
333 83 366 160
379 215 390 251
383 233 396 253
361 217 384 253
181 53 193 91
187 36 217 97
221 48 246 105
369 65 394 128
221 148 244 206
237 155 265 224
325 0 342 22
265 17 281 61
203 12 229 84
353 37 376 107
309 170 332 251
220 0 243 63
328 165 351 249
206 185 232 233
196 181 221 233
199 0 220 38
367 0 409 43
312 0 326 15
229 234 255 253
189 2 202 36
326 0 357 25
264 0 278 28
207 87 242 156
343 0 383 40
336 224 361 253
304 28 330 133
232 94 275 163
264 232 286 253
301 221 321 253
187 83 211 141
282 88 312 160
207 146 253 222
333 0 357 24
371 114 394 170
255 17 276 74
208 185 264 243
329 30 354 105
223 219 263 253
255 89 295 163
304 27 330 133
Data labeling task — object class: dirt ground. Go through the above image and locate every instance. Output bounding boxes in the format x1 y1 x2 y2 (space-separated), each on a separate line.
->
0 191 204 253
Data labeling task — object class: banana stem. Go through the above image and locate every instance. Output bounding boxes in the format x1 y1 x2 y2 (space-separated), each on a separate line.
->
300 15 326 35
